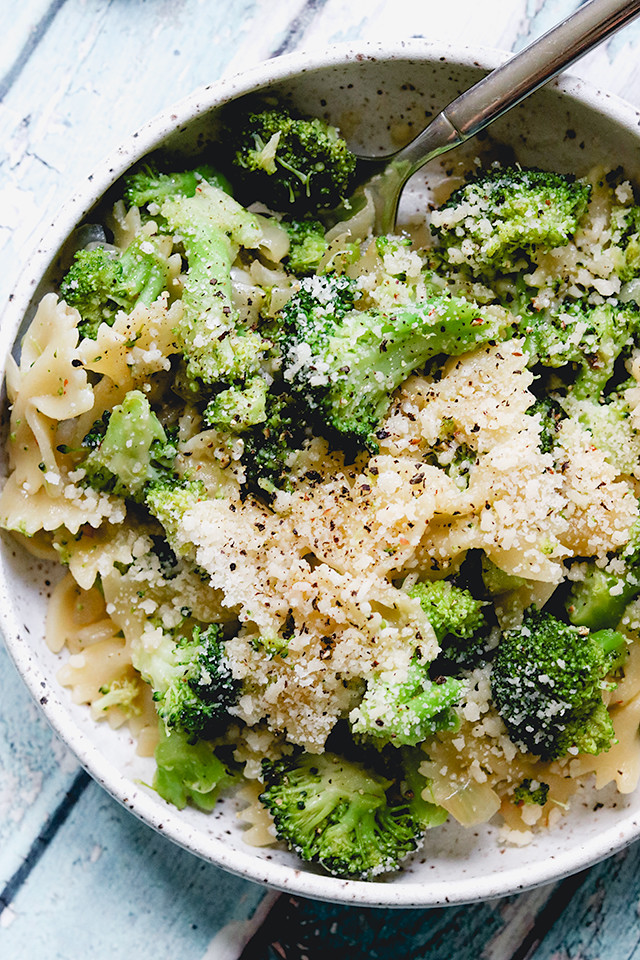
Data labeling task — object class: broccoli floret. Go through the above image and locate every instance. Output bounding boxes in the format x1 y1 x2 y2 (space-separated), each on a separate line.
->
259 751 445 880
280 274 506 450
80 390 208 546
124 162 232 208
60 237 170 339
92 677 144 719
518 301 640 400
153 726 230 811
562 386 640 476
240 390 308 498
528 396 565 453
481 555 525 596
491 607 627 760
81 390 177 501
431 166 590 276
282 217 329 275
513 779 549 806
133 622 238 738
610 204 640 281
249 632 291 660
144 478 206 549
349 663 463 747
228 100 357 212
157 182 267 385
408 580 488 665
203 376 268 432
566 515 640 631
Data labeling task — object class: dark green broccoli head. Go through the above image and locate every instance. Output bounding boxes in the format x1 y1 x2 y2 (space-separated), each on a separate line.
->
518 300 640 400
124 161 232 208
432 166 590 276
153 726 230 811
513 778 549 806
80 390 178 502
408 580 487 666
228 101 357 212
527 397 565 454
491 608 627 761
136 623 238 738
280 275 505 450
240 390 308 499
282 217 329 275
259 751 433 879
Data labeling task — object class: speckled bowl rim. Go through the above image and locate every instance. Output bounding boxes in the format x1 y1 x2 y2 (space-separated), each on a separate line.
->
2 39 640 908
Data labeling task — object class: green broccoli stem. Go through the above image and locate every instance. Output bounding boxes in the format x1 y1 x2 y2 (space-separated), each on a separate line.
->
568 565 640 631
591 628 628 667
567 517 640 631
119 238 169 307
161 183 266 384
125 164 232 208
153 725 229 811
286 292 505 448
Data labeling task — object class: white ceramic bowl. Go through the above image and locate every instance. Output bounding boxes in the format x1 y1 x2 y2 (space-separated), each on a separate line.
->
3 40 640 908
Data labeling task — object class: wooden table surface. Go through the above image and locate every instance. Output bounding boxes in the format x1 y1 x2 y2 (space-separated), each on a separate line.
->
3 1 640 957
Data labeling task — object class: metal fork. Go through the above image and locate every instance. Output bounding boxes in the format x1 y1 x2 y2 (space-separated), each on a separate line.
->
345 0 640 234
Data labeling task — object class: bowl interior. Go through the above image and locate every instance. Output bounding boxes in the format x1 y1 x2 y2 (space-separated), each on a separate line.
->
3 43 640 907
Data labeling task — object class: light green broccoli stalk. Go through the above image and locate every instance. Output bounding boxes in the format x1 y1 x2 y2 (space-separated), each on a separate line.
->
566 515 640 632
153 726 230 811
160 182 268 385
279 274 507 450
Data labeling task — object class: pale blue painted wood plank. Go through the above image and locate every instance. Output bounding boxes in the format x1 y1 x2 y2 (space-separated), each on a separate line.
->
288 0 529 55
518 841 640 960
0 0 64 97
0 0 310 310
0 642 81 889
0 780 273 960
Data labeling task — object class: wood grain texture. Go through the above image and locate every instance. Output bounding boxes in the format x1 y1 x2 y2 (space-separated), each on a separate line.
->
0 642 81 890
0 780 269 958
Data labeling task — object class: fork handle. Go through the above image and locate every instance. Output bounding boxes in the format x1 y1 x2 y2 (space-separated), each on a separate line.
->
447 0 640 141
393 0 640 178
